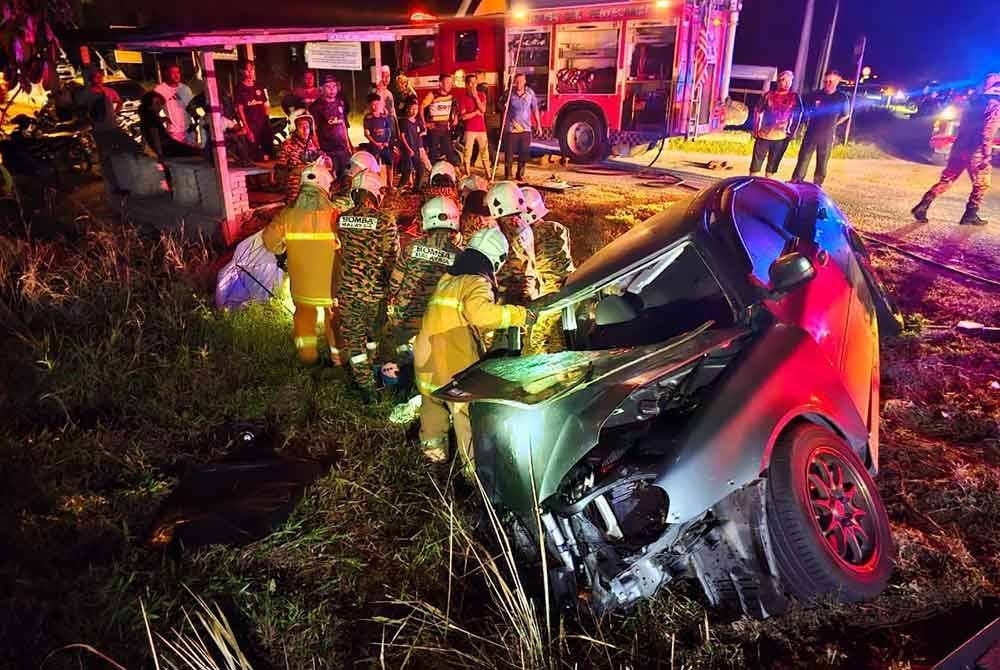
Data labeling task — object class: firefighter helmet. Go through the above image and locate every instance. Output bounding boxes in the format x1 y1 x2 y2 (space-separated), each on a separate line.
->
520 186 549 225
288 108 315 131
348 151 382 179
300 159 334 196
421 196 461 232
486 181 526 218
430 161 457 186
467 227 509 273
459 175 489 199
985 73 1000 96
351 169 385 206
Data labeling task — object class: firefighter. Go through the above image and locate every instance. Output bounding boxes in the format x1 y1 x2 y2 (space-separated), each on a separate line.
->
486 181 541 306
335 169 400 398
388 195 465 352
276 108 327 203
521 186 575 354
459 175 489 205
424 160 460 200
413 227 535 473
331 151 382 211
261 160 339 364
912 73 1000 226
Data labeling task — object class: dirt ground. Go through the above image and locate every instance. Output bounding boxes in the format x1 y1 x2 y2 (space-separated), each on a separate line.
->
2 140 1000 668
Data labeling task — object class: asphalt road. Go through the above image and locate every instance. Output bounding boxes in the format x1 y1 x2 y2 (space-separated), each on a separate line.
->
516 146 1000 282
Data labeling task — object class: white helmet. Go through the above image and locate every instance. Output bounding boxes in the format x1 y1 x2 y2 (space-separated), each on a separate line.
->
288 108 315 130
301 159 334 196
430 160 457 185
467 227 509 273
351 169 385 206
520 186 549 225
459 175 489 199
348 151 382 178
421 196 461 232
486 181 526 218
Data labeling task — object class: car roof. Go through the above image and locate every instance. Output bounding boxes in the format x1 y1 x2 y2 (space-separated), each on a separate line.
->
536 177 815 311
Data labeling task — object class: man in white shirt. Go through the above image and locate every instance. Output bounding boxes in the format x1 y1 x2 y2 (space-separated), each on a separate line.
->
154 63 194 144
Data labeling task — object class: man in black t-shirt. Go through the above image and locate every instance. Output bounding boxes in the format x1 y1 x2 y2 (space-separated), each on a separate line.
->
791 70 851 187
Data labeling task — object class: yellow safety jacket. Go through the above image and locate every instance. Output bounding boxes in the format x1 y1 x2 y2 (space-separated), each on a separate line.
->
262 189 341 307
414 273 528 395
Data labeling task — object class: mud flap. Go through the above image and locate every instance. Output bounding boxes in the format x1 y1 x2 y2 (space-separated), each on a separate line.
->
687 479 789 619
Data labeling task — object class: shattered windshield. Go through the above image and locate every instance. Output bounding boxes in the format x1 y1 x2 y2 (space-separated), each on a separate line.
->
561 242 736 351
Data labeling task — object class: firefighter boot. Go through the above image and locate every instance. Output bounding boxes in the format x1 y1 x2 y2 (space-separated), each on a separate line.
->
959 205 988 226
293 304 320 364
911 194 934 223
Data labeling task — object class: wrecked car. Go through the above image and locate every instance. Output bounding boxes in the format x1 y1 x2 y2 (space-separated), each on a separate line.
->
436 177 900 618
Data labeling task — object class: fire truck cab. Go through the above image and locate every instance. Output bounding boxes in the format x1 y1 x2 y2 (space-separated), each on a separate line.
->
401 0 738 163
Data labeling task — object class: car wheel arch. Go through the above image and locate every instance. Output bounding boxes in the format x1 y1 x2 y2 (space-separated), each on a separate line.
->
759 411 867 477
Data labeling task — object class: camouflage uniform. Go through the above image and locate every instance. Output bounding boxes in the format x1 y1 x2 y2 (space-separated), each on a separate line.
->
330 190 355 212
460 211 497 243
422 184 459 201
388 228 464 348
335 204 400 390
527 219 575 354
495 213 542 305
923 96 1000 210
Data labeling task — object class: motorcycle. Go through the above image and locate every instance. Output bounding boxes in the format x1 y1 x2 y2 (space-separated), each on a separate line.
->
0 113 98 178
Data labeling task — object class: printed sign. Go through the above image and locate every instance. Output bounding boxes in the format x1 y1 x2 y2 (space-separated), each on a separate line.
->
113 49 143 65
306 41 363 71
339 215 379 230
411 245 456 266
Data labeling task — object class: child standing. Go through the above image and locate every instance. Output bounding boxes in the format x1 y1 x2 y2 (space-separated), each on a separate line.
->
398 99 425 191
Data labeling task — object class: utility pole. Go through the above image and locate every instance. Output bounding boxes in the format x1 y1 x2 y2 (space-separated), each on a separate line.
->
844 35 867 145
814 0 840 89
793 0 816 92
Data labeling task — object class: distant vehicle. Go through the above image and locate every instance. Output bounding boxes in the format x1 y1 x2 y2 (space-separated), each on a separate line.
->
929 96 1000 163
437 177 900 619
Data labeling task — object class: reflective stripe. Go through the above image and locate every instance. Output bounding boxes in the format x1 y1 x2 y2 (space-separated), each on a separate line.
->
349 352 369 365
500 305 511 329
295 336 318 349
428 296 463 312
420 436 448 449
286 232 337 241
416 378 439 394
292 294 334 307
396 343 414 355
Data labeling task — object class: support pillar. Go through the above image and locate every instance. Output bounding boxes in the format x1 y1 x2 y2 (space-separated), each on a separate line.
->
201 51 239 243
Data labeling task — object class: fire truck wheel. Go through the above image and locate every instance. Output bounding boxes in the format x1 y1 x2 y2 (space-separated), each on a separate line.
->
558 109 608 164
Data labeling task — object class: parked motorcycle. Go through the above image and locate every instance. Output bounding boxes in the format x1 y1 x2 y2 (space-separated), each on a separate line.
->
0 114 98 177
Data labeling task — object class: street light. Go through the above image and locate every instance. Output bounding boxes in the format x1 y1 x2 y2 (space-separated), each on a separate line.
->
512 5 528 19
655 0 670 8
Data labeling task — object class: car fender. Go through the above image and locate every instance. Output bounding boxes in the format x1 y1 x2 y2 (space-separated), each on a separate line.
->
654 323 871 524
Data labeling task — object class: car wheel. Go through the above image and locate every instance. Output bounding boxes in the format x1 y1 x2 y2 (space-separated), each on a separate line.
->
766 423 893 605
558 109 607 164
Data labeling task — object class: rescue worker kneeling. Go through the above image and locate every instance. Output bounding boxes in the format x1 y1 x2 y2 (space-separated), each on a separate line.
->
336 168 400 398
424 160 459 200
414 228 536 475
262 160 340 364
387 195 464 377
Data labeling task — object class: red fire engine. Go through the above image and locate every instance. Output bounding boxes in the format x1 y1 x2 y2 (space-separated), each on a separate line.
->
400 0 740 163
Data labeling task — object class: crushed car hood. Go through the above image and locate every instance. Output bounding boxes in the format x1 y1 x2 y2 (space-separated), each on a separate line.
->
436 325 749 516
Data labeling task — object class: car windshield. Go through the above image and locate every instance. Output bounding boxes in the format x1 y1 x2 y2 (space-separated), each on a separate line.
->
560 242 736 351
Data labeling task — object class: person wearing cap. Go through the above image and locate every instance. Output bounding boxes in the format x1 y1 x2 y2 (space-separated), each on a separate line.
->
912 73 1000 226
791 70 850 187
413 227 535 474
334 169 400 399
262 160 340 364
750 70 803 179
310 77 354 177
387 195 464 356
276 109 328 203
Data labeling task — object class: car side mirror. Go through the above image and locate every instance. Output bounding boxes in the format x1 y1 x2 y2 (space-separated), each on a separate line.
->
768 252 816 296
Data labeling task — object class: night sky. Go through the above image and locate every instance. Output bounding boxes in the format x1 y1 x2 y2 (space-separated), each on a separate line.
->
734 0 999 87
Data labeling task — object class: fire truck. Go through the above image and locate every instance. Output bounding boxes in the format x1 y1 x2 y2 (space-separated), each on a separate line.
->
400 0 739 163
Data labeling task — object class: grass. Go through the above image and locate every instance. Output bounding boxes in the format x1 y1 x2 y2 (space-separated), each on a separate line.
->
2 176 999 668
665 129 887 160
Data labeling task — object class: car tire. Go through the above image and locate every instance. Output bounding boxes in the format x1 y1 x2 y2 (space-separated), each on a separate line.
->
766 423 893 605
558 109 608 164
